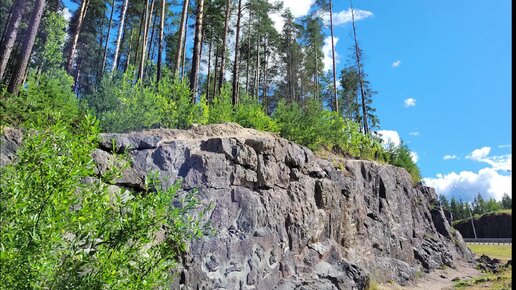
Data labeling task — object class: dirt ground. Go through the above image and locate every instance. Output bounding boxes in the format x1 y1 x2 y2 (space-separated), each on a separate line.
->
376 261 481 290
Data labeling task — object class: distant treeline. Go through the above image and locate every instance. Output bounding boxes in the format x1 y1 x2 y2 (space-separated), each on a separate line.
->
439 192 512 222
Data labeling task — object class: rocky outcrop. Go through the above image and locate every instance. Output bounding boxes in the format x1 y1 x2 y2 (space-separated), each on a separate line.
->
453 211 512 239
1 123 474 289
0 127 23 166
93 123 474 289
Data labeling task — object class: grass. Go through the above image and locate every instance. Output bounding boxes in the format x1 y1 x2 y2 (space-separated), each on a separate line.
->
467 243 512 262
454 243 512 289
454 266 512 289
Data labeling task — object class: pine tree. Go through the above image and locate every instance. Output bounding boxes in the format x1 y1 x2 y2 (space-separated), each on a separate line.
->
0 0 26 81
8 0 46 94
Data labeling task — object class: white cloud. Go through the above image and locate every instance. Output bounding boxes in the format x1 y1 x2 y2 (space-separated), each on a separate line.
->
377 130 401 147
425 146 512 201
322 36 339 72
443 155 458 160
60 7 72 22
423 167 512 201
403 98 416 108
269 0 316 32
466 146 511 171
409 131 420 137
467 146 490 160
321 8 374 26
498 144 511 149
410 151 419 163
392 60 401 68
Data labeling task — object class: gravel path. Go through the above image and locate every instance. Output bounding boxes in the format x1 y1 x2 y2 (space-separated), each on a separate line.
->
376 261 481 290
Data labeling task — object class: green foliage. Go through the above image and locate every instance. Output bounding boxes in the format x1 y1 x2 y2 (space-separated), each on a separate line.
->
84 71 207 132
0 115 210 289
1 69 79 127
384 141 421 184
233 94 279 132
33 11 68 73
208 85 234 124
273 99 384 161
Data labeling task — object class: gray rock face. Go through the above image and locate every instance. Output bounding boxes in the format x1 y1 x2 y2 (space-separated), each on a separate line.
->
0 127 23 166
2 123 474 289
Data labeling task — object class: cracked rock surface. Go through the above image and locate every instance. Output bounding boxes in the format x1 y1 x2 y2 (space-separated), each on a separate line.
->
2 123 474 289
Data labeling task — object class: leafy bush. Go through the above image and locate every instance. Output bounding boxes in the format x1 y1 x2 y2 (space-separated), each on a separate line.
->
233 94 278 132
0 115 210 289
85 71 208 132
207 85 234 124
1 69 79 127
273 99 384 160
384 141 421 183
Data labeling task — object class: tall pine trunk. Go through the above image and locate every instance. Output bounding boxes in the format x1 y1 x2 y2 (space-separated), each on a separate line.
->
8 0 46 94
253 35 260 99
0 0 25 81
175 0 189 76
66 0 89 73
329 0 338 112
156 0 165 81
101 0 116 74
180 18 187 80
112 0 128 72
205 40 212 102
138 0 154 80
217 0 230 93
231 0 242 106
245 9 251 95
189 0 204 103
212 44 219 99
350 0 368 134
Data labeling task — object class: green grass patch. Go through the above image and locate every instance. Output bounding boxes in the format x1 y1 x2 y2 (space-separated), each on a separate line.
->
454 266 512 289
467 244 512 262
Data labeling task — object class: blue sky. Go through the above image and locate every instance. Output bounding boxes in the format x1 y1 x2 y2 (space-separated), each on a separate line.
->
61 0 511 202
321 0 511 202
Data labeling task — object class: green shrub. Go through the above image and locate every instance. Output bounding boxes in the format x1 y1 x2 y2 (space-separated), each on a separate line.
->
0 115 210 289
208 85 234 124
385 141 421 183
234 94 278 132
1 69 79 127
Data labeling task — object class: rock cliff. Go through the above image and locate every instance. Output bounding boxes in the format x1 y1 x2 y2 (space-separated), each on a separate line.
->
93 123 473 289
1 123 474 289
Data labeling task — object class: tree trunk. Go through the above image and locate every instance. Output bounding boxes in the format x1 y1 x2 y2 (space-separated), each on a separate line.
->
133 10 145 67
230 0 242 106
245 9 251 95
180 17 187 80
212 44 219 99
111 0 128 72
217 0 231 93
124 27 133 71
329 0 338 112
101 0 116 74
189 0 204 103
175 0 189 76
146 3 157 64
206 40 212 102
253 35 260 99
138 0 154 80
350 0 368 134
8 0 46 94
156 0 165 81
66 0 89 73
262 40 268 113
0 0 25 81
314 48 319 100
